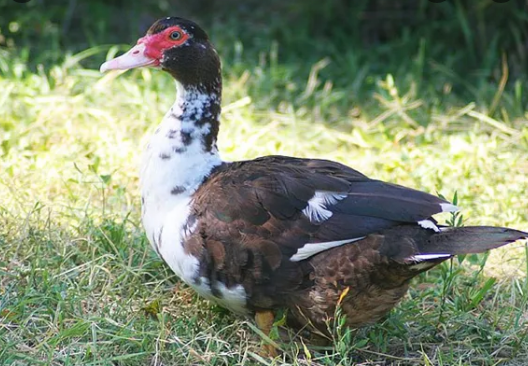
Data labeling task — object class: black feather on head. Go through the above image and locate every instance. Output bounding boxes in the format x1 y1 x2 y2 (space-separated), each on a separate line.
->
147 17 209 42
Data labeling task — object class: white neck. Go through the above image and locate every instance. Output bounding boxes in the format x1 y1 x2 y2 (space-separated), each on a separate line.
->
140 81 223 257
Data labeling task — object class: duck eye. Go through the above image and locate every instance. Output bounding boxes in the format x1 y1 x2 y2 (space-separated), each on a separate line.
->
170 31 182 40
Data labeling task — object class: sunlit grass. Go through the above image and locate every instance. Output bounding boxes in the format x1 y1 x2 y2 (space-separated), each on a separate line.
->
1 37 528 365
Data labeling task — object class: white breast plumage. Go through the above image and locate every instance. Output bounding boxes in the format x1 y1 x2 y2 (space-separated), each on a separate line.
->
139 85 248 314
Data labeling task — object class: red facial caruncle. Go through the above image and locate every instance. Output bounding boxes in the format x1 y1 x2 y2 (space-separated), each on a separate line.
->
139 26 190 61
100 26 190 73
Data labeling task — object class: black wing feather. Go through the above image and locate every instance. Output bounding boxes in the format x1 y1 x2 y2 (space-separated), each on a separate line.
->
196 155 450 248
334 180 448 222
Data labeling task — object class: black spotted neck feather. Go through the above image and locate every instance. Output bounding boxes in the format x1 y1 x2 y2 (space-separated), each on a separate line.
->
140 77 223 267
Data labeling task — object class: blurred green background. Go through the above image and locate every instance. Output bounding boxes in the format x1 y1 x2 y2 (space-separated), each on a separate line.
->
2 0 528 109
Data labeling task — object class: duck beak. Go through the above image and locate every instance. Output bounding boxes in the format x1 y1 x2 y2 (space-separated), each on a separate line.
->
100 43 157 73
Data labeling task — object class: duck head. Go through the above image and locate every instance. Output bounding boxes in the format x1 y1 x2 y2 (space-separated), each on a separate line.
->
100 17 221 91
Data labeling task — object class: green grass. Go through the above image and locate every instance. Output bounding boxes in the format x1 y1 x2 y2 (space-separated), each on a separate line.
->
2 2 528 365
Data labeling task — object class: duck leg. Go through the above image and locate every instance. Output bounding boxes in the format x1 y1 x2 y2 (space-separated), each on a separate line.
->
255 310 278 357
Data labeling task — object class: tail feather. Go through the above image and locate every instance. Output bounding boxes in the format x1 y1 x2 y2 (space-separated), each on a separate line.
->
380 226 527 263
421 226 527 255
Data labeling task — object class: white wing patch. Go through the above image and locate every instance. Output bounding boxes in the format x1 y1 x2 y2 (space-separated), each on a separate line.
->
408 253 452 261
440 203 460 212
302 191 347 223
407 253 452 270
290 237 365 262
418 203 459 232
418 219 440 232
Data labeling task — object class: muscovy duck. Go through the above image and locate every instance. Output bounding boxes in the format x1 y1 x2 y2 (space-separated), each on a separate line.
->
100 17 527 356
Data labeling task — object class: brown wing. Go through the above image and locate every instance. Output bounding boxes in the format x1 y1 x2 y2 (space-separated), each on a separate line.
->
187 155 451 309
